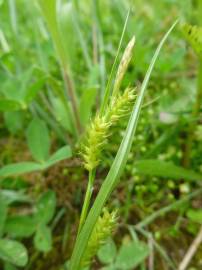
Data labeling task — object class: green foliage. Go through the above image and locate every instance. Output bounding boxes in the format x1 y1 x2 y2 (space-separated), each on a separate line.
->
0 198 7 237
135 159 202 181
0 146 72 177
4 111 24 134
115 241 149 269
79 88 97 126
34 191 56 225
187 209 202 224
0 162 43 178
4 215 37 238
97 239 117 265
70 21 178 270
0 189 57 267
34 224 52 252
98 239 149 270
26 118 50 163
0 100 21 112
0 239 28 267
0 1 202 269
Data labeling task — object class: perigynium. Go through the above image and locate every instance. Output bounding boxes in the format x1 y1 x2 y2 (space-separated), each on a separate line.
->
80 208 118 268
82 115 110 171
81 87 136 171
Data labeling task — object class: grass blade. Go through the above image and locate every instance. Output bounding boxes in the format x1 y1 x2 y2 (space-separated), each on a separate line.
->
69 20 179 270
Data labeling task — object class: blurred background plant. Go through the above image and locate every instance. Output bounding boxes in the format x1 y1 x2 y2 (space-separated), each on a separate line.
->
0 0 202 269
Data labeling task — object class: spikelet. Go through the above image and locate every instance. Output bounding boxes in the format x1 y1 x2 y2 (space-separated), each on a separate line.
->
81 115 110 171
80 208 118 268
113 36 135 96
107 87 136 124
81 87 136 171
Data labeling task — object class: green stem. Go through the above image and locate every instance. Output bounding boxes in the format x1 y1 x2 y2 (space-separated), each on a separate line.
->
78 169 96 233
62 64 82 136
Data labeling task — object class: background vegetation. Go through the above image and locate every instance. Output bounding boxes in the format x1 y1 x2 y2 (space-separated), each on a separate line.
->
0 0 202 269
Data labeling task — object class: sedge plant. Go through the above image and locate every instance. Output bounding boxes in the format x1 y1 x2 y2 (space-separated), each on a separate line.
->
69 20 178 270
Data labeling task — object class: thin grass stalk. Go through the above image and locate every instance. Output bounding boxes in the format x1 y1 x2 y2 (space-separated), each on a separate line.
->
69 20 178 270
78 169 96 233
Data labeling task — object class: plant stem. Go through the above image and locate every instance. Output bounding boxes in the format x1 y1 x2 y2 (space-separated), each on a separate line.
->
178 225 202 270
62 64 82 136
78 169 96 233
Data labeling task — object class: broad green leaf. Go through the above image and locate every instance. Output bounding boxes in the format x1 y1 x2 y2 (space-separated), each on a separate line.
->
4 111 24 134
24 77 46 104
115 241 149 269
0 197 7 237
4 215 37 238
0 177 29 190
101 267 117 270
69 20 179 270
182 23 202 59
97 239 117 265
0 100 21 111
46 145 72 167
34 191 56 225
0 162 42 178
51 97 73 134
0 190 31 205
34 224 52 252
26 118 50 162
79 88 97 125
0 239 28 266
134 159 202 181
187 209 202 224
4 262 17 270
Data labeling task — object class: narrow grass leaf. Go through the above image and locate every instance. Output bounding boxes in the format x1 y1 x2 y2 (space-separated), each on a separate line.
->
100 10 130 115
